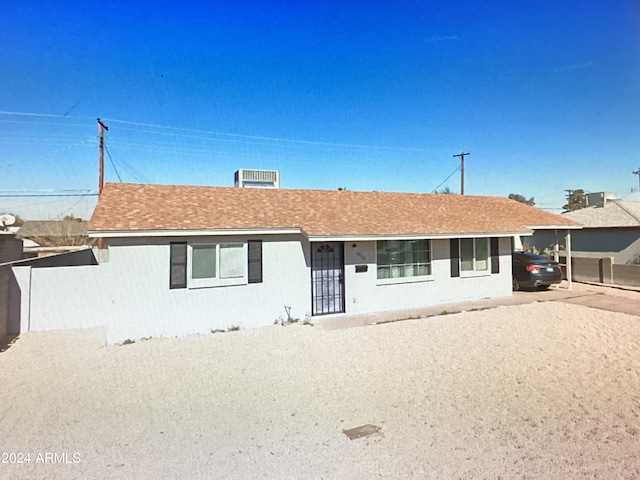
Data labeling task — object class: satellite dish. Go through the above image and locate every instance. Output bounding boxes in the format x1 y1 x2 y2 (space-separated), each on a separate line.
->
0 214 16 226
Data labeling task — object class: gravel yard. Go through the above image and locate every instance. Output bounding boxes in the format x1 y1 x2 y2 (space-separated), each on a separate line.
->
1 300 639 479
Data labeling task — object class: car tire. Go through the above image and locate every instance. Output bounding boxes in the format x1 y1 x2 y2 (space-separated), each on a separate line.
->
537 285 550 290
512 276 520 291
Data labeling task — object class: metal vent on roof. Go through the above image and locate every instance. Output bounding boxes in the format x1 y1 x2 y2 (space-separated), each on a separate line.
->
234 169 280 188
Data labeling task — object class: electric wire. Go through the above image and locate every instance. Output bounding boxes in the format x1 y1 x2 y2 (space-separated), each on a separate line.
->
102 117 434 153
431 166 461 193
104 145 122 182
0 194 98 197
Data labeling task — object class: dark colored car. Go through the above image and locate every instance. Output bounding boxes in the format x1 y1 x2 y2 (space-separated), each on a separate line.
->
512 251 563 291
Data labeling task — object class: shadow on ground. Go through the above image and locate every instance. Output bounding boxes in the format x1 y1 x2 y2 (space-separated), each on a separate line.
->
0 335 19 353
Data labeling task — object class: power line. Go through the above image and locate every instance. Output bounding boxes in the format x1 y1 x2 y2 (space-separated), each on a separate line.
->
0 110 74 119
102 117 434 153
1 110 437 162
2 198 79 209
0 189 93 193
104 145 152 183
0 193 98 198
54 194 91 219
431 166 461 193
105 145 122 182
0 119 91 128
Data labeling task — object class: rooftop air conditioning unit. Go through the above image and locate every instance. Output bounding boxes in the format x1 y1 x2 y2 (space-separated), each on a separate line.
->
585 191 617 208
234 169 280 188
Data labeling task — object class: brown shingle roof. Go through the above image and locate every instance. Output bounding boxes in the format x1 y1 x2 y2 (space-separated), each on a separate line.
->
89 183 579 237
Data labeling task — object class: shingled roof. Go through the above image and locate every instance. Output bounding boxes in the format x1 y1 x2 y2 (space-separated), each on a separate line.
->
89 183 580 238
562 200 640 228
18 220 88 239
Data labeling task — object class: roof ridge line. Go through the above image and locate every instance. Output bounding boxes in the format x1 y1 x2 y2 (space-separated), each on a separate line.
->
612 200 640 224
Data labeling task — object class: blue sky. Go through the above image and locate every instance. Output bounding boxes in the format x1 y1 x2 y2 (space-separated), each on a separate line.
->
1 1 640 219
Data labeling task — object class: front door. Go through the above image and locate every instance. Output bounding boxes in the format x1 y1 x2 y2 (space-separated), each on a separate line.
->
311 242 345 315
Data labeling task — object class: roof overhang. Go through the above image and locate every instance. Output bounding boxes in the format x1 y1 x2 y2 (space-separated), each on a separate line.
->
526 224 582 230
89 228 535 240
88 228 305 238
579 225 640 229
307 231 530 241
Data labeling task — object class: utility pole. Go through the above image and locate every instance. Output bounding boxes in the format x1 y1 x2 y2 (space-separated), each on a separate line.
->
97 118 109 251
564 189 574 211
453 152 470 195
633 168 640 192
97 118 109 194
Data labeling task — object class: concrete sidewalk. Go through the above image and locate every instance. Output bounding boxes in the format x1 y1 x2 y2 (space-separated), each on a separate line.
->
555 293 640 318
315 286 596 331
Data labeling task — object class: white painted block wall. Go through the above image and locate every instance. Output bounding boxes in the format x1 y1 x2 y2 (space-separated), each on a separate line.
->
15 235 513 343
342 238 512 314
19 235 311 343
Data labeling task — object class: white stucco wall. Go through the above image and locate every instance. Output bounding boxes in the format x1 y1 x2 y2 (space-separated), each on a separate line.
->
20 235 311 343
342 238 512 314
16 235 512 343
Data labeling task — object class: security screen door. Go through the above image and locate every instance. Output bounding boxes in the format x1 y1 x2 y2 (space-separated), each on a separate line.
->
311 242 345 315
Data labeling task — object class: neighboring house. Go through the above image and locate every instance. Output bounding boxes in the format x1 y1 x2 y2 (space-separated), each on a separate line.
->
17 220 93 257
531 200 640 264
8 183 578 343
0 227 23 264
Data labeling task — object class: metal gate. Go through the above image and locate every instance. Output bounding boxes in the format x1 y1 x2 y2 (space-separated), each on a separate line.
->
311 242 345 315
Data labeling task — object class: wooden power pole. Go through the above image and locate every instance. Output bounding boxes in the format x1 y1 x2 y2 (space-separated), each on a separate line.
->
97 118 109 194
453 152 470 195
97 118 109 251
633 168 640 192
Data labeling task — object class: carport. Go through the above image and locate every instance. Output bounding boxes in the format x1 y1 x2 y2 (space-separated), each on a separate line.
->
516 225 583 289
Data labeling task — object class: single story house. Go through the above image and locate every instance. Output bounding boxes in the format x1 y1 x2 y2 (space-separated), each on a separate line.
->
531 200 640 264
8 183 579 343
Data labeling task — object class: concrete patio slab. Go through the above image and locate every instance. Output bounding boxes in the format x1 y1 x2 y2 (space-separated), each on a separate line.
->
555 294 640 317
315 286 594 331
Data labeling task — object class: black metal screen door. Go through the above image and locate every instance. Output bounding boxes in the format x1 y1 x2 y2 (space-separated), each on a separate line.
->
311 242 345 315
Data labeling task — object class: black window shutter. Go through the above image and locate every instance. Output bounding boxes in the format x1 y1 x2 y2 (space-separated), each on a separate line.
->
491 237 500 274
169 242 187 289
450 238 460 277
248 240 263 284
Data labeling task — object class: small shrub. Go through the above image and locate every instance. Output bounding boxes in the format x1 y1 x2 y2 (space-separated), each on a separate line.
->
227 325 241 332
302 320 314 326
439 310 449 316
211 329 226 334
122 338 135 345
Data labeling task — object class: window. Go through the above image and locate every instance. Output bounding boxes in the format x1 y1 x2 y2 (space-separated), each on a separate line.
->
189 243 246 288
192 245 216 279
219 244 245 278
170 240 263 289
377 239 431 279
459 238 489 273
169 242 187 289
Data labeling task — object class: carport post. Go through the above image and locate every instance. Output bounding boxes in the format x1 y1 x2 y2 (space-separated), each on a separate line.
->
565 230 572 290
553 230 559 263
